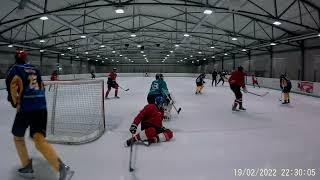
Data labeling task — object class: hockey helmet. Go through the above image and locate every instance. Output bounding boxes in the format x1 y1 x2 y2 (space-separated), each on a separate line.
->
155 73 161 80
155 96 165 108
238 66 244 72
15 49 28 63
159 73 164 80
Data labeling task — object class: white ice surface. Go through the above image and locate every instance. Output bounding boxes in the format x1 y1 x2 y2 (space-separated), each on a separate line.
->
1 77 320 180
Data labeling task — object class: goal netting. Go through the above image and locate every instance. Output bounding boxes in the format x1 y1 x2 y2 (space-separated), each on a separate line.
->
44 79 105 144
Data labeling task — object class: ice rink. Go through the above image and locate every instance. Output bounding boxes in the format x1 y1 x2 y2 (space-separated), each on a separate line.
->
1 76 320 180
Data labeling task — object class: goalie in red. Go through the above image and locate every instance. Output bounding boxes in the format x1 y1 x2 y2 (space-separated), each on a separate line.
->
125 96 173 147
105 68 119 99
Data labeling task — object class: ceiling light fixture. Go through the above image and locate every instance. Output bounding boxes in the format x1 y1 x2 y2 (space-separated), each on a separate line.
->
39 39 45 43
40 16 48 20
231 37 238 41
242 49 247 52
273 21 282 26
100 45 105 48
8 44 13 48
170 50 173 53
115 7 124 14
61 53 65 56
67 47 72 50
85 52 89 54
40 49 45 53
210 46 215 49
80 35 86 39
224 53 228 56
270 42 277 46
175 44 179 47
183 33 190 37
203 9 213 15
112 50 116 53
130 34 136 37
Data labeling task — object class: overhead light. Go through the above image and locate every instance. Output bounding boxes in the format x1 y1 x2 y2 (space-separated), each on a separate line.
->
175 44 179 47
166 54 170 57
87 58 90 60
124 57 127 59
164 57 167 59
210 46 215 49
184 57 187 59
190 55 193 57
119 54 123 57
317 33 320 37
102 61 104 63
112 59 114 62
61 53 65 56
198 51 202 54
143 54 146 57
67 47 72 50
270 42 277 46
203 58 206 60
112 50 116 53
116 60 119 62
105 57 108 60
141 51 144 53
170 50 173 53
85 51 89 54
40 16 48 21
80 35 86 39
224 53 228 56
39 39 45 43
212 56 215 58
273 21 281 26
100 45 105 48
8 44 13 48
97 55 100 57
177 60 180 62
76 56 79 58
192 61 194 63
203 9 213 15
115 7 124 14
197 60 199 62
131 60 134 62
242 49 247 52
40 49 45 53
231 37 238 41
95 60 98 62
130 34 136 37
137 44 142 48
183 33 190 37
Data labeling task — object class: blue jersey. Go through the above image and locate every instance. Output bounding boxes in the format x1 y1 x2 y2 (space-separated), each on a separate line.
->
6 64 46 112
148 79 169 97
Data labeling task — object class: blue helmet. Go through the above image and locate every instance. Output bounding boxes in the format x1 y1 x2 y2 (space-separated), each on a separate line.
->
155 96 164 107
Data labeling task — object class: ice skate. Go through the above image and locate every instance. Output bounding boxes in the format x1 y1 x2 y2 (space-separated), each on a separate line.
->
239 106 246 111
115 96 120 99
59 162 74 180
232 103 239 111
17 159 34 179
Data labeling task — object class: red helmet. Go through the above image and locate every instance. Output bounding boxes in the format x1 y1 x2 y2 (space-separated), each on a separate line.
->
15 49 28 60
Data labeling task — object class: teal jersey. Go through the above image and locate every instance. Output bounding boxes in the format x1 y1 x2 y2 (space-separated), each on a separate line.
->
148 79 169 97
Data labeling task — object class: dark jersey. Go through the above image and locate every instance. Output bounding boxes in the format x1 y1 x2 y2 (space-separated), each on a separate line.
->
6 64 46 112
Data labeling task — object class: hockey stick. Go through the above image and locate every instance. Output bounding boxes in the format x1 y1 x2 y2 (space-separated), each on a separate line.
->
163 92 182 114
118 85 130 91
129 134 135 172
247 91 269 97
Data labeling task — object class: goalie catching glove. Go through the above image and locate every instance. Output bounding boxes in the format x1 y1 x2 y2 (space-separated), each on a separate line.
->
129 124 137 134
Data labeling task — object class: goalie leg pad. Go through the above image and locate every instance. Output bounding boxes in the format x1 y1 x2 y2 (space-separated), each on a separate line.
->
157 129 173 142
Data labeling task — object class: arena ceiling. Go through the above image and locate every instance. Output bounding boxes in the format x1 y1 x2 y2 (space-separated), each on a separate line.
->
0 0 320 65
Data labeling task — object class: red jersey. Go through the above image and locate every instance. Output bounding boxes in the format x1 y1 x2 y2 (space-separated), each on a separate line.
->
50 73 58 81
108 71 117 81
228 70 246 88
132 104 164 128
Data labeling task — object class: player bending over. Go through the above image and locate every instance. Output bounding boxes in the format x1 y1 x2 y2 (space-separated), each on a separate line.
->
125 96 174 147
5 49 74 180
229 66 248 111
195 73 206 94
280 74 292 104
105 68 119 99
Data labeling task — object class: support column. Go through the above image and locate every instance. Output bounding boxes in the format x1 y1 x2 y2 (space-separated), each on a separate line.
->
40 53 43 72
300 40 305 81
269 47 273 78
232 53 236 70
221 56 224 71
248 50 251 73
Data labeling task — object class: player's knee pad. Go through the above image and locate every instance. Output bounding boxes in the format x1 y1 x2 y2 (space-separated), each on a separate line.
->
158 129 173 142
139 128 157 141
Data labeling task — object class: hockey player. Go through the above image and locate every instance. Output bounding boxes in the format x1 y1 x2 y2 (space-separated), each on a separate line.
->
147 74 173 119
252 73 260 88
125 96 174 146
217 71 226 86
211 69 218 86
105 68 119 99
229 66 248 111
91 70 96 79
48 70 58 91
280 74 292 104
147 73 170 104
5 49 74 180
195 73 206 94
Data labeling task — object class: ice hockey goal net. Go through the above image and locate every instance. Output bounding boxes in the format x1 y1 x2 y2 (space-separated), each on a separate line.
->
44 79 105 144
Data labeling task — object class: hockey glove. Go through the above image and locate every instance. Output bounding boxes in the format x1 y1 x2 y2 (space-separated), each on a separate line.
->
129 124 137 134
